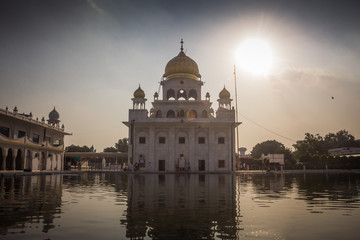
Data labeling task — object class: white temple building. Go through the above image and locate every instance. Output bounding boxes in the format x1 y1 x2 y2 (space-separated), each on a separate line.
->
124 40 240 172
0 106 71 171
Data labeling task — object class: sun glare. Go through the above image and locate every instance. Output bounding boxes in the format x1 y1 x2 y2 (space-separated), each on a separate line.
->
236 38 274 76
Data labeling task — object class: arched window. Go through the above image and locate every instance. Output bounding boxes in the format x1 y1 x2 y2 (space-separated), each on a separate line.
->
189 89 197 100
177 89 187 100
156 110 162 118
187 110 197 119
178 110 185 118
167 110 176 118
167 89 175 100
202 110 208 118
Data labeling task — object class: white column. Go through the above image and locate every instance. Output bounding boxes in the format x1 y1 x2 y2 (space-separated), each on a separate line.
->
208 126 215 172
169 126 175 171
189 126 195 171
148 125 155 171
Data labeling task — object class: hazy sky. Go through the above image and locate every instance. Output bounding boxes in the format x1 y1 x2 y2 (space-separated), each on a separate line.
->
1 0 359 153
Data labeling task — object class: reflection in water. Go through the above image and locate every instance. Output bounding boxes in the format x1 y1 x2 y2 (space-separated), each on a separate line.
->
0 173 360 239
245 173 360 213
0 175 62 235
123 174 238 239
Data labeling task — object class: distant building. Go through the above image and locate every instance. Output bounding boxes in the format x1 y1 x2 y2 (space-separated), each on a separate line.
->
64 152 127 170
261 153 284 165
123 40 241 172
328 147 360 156
0 106 71 171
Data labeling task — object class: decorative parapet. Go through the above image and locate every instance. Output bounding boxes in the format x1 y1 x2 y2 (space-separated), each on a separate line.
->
216 108 236 121
0 107 71 134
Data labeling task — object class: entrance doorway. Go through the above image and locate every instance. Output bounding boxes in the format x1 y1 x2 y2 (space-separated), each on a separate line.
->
159 160 165 171
15 149 22 170
6 148 13 170
41 152 46 170
0 148 3 170
199 160 205 171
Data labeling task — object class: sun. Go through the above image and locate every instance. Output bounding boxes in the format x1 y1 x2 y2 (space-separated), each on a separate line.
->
236 38 274 76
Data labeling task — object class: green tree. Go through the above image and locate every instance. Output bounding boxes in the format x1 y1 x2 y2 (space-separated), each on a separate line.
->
115 138 128 152
65 144 93 152
251 140 286 158
251 140 295 167
293 133 326 157
293 130 360 168
324 130 359 149
103 147 118 152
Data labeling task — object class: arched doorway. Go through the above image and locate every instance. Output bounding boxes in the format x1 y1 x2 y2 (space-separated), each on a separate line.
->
6 148 13 170
187 110 197 120
167 110 176 118
15 149 23 170
0 148 3 170
167 89 175 100
178 109 185 118
189 89 197 100
156 110 162 118
41 152 46 170
177 89 187 100
202 110 208 118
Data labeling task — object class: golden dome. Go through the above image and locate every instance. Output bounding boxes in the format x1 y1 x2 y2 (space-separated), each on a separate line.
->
219 87 230 99
164 39 200 80
134 85 145 98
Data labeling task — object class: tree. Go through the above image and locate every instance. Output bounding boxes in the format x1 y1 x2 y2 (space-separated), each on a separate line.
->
293 130 360 168
324 130 359 149
251 140 295 167
65 144 93 152
115 138 128 152
251 140 286 158
293 133 326 155
103 147 118 152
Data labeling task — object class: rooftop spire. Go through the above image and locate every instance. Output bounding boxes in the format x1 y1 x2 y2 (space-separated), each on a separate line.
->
180 38 184 52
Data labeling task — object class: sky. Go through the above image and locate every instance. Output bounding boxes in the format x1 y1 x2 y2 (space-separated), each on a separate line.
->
1 0 359 153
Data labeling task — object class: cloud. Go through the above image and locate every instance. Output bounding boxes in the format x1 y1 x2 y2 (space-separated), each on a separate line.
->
268 67 360 104
269 67 341 86
87 0 105 15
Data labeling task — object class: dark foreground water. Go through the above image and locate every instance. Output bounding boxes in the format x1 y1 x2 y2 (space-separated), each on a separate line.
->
1 173 360 240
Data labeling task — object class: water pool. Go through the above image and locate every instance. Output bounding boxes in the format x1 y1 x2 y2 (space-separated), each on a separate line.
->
1 172 360 239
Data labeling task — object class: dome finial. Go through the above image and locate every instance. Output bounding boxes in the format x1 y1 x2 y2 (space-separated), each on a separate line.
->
134 85 145 98
219 86 231 99
180 38 184 52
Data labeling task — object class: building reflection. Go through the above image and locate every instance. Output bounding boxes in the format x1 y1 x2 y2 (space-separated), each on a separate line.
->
0 174 62 235
122 174 238 240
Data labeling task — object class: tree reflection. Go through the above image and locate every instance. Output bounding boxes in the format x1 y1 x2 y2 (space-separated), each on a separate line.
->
294 173 360 212
238 173 360 213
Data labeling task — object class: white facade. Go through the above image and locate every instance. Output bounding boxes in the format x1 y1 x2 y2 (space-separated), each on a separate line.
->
0 106 71 171
124 41 240 172
261 153 285 165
